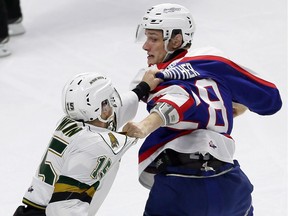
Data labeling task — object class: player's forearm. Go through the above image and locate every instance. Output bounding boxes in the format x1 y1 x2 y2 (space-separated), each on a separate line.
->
123 112 164 138
139 112 164 136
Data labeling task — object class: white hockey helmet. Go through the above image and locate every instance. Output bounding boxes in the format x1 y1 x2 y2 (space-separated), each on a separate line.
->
136 3 196 49
62 73 121 122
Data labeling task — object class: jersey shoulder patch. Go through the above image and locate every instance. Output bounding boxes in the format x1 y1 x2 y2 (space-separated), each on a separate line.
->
98 132 130 154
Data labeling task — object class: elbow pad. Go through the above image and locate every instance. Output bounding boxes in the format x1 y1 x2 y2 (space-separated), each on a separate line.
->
150 102 179 126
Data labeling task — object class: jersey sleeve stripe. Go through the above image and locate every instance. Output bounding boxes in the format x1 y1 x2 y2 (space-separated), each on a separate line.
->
49 175 100 204
22 198 46 210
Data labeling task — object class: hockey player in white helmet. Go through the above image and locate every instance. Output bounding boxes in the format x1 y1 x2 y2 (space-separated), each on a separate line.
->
135 3 195 64
124 3 282 216
13 71 161 216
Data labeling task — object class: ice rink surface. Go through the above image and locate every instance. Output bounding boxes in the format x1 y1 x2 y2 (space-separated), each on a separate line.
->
1 0 287 215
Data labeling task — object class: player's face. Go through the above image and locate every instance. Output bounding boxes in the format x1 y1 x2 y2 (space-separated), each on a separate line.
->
142 29 167 65
100 99 113 120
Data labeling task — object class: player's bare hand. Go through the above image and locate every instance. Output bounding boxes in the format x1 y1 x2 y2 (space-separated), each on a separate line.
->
232 102 248 117
122 121 148 138
142 69 163 91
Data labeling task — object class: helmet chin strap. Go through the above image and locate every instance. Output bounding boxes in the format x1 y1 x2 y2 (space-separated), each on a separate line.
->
99 113 116 131
98 114 114 124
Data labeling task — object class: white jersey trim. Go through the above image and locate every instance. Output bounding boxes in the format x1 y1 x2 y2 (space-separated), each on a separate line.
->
139 129 235 189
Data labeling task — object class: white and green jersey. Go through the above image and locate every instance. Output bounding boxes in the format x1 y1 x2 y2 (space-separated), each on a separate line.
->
22 91 139 216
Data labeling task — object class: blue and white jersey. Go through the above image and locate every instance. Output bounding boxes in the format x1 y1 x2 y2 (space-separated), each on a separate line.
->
137 47 282 189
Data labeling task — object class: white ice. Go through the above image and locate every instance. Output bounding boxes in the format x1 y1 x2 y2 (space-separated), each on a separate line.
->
0 0 287 215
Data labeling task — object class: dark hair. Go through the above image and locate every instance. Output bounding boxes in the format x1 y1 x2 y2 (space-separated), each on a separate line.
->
171 29 182 38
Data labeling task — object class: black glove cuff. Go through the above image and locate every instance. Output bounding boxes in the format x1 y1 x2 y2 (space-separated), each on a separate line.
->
13 205 45 216
132 81 151 101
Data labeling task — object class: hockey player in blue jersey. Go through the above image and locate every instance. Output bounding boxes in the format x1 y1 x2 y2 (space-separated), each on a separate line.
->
124 3 282 216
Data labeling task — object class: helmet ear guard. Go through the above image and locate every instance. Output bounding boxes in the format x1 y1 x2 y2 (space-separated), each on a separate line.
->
136 3 196 49
62 73 121 122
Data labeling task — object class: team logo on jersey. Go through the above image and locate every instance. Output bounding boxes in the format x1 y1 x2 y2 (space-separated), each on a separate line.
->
108 132 119 149
27 186 34 193
100 132 128 154
209 140 217 149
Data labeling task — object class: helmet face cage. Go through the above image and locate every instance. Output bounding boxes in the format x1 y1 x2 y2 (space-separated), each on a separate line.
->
136 3 196 49
62 73 121 122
